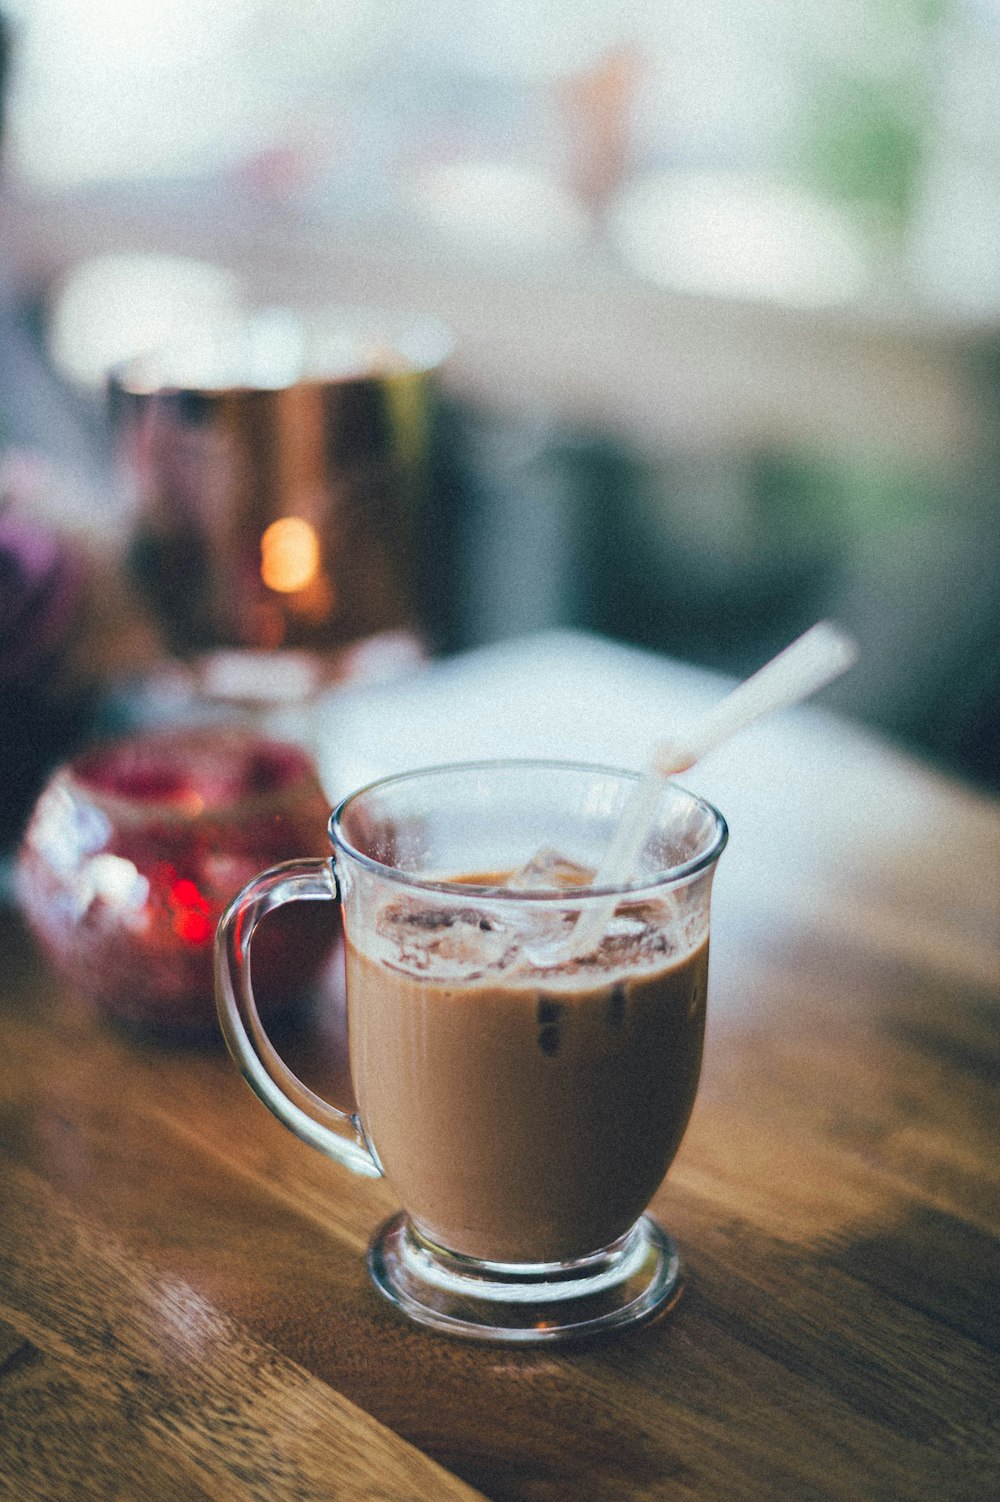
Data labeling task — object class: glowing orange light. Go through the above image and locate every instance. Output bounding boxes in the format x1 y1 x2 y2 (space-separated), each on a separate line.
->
260 516 321 593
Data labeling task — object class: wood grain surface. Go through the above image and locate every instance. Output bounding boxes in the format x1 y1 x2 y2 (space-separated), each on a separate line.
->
2 632 998 1502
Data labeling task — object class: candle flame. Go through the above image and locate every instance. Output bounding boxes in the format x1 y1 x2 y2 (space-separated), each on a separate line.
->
260 517 320 594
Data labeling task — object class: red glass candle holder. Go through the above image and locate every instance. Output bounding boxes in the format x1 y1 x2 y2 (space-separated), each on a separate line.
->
17 726 334 1037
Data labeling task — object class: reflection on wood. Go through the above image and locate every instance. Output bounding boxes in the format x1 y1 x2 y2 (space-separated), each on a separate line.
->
0 1163 483 1502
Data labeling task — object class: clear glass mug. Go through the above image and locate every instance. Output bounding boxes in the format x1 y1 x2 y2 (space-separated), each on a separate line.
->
215 760 727 1342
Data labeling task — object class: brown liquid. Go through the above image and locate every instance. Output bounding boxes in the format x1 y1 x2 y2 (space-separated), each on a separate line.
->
345 877 708 1264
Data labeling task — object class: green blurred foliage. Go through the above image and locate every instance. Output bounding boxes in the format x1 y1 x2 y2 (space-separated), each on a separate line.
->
796 0 951 234
801 73 928 230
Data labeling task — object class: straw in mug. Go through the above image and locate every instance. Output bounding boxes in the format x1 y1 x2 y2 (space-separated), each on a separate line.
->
548 620 859 965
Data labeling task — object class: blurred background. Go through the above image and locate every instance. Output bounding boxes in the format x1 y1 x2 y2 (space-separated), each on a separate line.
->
2 0 999 837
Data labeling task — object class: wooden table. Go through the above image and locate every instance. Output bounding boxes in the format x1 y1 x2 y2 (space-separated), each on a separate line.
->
2 631 998 1501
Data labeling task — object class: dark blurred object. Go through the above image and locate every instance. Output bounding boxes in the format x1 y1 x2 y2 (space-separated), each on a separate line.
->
547 435 847 672
17 725 334 1038
109 308 452 659
449 404 1000 793
0 505 93 845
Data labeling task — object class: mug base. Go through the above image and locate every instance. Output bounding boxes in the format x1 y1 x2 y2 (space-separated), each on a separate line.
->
367 1212 681 1343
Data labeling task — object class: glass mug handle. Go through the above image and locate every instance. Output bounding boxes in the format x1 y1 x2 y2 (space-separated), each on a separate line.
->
214 858 382 1179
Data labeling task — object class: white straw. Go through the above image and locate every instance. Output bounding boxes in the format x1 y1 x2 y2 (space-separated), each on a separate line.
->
556 621 858 963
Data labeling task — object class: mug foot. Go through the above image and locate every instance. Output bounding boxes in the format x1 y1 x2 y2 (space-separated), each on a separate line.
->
367 1212 681 1343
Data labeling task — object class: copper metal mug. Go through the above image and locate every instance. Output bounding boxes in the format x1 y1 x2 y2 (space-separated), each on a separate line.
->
109 308 452 657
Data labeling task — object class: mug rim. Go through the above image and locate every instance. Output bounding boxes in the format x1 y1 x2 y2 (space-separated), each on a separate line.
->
328 757 728 900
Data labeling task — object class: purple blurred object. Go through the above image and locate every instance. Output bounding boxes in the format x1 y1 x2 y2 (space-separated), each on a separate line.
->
0 509 84 683
0 506 91 845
